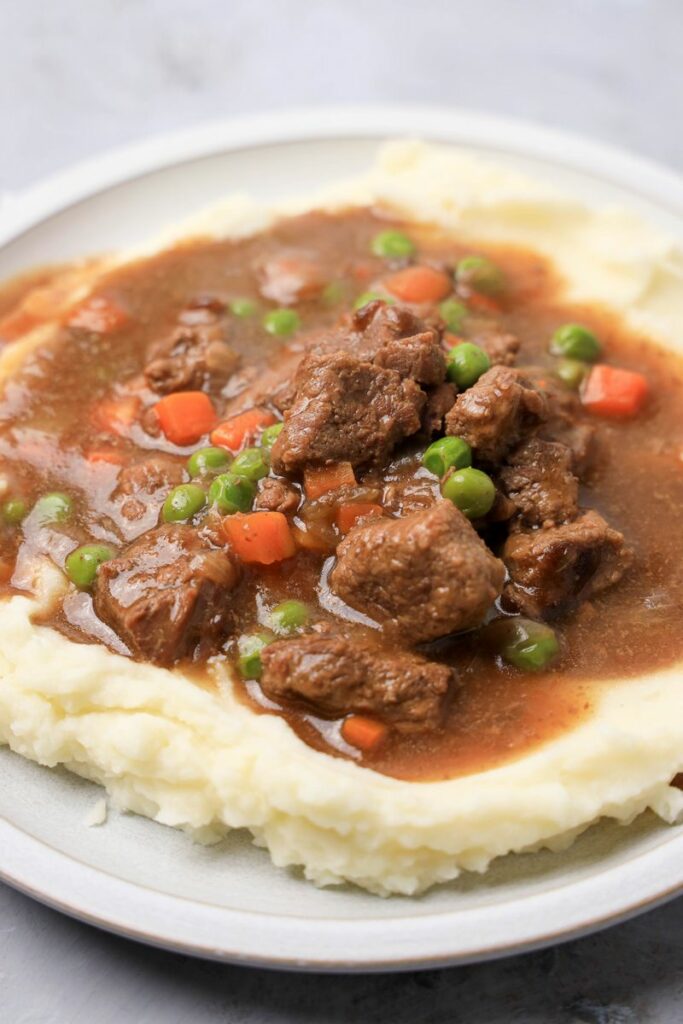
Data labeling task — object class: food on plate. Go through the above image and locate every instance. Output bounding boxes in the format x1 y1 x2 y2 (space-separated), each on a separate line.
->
0 142 681 895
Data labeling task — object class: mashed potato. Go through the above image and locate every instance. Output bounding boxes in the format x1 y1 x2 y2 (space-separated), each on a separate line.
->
0 142 682 895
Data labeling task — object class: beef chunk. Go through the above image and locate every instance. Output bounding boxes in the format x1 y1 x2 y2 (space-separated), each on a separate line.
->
94 524 241 664
503 510 632 618
526 369 597 477
470 324 520 367
144 305 239 394
351 303 446 386
254 476 300 514
500 438 579 527
270 350 425 473
329 501 505 643
445 365 547 463
421 381 458 437
260 632 452 733
114 455 186 534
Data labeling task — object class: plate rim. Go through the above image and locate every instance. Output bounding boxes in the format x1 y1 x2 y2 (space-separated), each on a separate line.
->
1 103 682 971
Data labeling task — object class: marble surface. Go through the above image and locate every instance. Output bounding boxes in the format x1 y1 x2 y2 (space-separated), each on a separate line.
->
1 0 682 1020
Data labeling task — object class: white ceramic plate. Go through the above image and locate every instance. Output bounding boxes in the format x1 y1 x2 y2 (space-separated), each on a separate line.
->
1 106 682 971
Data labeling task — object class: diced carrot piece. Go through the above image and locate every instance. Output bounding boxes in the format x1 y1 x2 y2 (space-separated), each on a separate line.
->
341 715 389 752
155 391 216 446
67 295 129 333
581 364 649 418
86 448 125 465
211 408 276 453
0 308 38 342
384 266 452 304
304 463 356 500
92 396 141 437
335 502 384 534
466 292 501 314
223 511 296 565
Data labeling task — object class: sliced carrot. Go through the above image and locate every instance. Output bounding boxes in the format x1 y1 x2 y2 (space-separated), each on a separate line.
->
211 408 276 453
92 396 141 437
0 308 38 342
341 715 389 752
466 292 501 314
384 266 452 304
67 295 129 333
155 391 216 446
304 462 356 500
223 511 296 565
581 364 649 418
335 502 384 534
86 448 125 465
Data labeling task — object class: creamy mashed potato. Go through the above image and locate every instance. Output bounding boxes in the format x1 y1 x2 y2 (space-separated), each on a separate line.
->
0 142 682 895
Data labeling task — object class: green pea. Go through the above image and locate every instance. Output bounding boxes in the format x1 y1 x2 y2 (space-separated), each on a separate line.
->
438 298 467 333
34 492 73 526
446 342 491 389
238 632 274 680
555 358 589 390
208 473 255 514
422 437 472 477
497 617 560 672
550 323 601 362
230 298 257 318
260 422 284 450
162 483 206 523
370 230 416 259
441 467 495 519
270 600 309 634
187 446 232 477
2 498 27 525
456 255 504 295
65 544 115 589
353 291 395 310
262 308 301 336
231 447 269 482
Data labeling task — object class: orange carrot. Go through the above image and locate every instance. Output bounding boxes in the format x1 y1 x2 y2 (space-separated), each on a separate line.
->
304 463 356 500
211 408 276 452
67 295 129 333
341 715 388 752
92 396 141 437
335 502 384 534
0 308 38 342
384 266 452 304
466 292 501 314
223 511 296 565
581 364 649 418
155 391 216 446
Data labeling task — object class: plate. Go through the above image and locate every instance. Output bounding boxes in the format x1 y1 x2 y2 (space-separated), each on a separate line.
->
1 106 682 971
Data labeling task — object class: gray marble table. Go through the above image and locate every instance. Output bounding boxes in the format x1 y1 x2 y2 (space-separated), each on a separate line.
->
1 0 682 1020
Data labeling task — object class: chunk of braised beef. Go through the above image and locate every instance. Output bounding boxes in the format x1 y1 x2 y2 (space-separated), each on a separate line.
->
329 501 505 643
526 369 597 477
468 323 520 367
500 438 579 527
350 302 446 386
113 454 186 534
254 476 300 514
270 350 425 474
94 524 241 665
445 365 547 463
260 632 452 733
420 381 458 437
144 304 239 394
502 510 632 618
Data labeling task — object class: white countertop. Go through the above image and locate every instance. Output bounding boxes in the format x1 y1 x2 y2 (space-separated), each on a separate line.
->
1 0 682 1020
